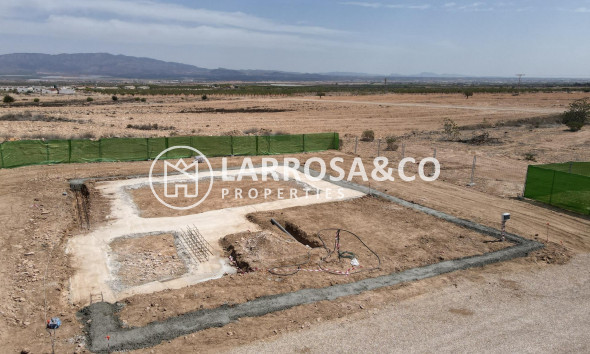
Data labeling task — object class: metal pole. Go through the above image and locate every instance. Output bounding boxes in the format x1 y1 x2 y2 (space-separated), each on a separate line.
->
354 136 358 155
377 139 381 157
468 155 476 186
431 148 437 176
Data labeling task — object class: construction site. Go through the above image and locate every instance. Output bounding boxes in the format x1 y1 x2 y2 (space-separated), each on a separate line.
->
0 91 589 353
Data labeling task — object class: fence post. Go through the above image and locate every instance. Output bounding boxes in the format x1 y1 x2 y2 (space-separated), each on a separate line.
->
377 139 381 157
354 136 358 155
522 167 529 197
302 134 306 152
468 155 476 186
548 170 556 205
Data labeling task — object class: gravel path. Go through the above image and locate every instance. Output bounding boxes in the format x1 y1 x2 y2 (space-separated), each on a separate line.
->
232 254 590 353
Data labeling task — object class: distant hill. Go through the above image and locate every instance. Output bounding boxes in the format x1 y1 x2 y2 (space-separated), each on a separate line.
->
0 53 378 81
0 53 211 79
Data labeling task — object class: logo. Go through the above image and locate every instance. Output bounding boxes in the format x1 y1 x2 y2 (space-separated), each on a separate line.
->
149 146 213 210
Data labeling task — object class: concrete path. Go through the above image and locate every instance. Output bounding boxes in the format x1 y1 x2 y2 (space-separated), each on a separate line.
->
67 166 364 305
232 254 590 353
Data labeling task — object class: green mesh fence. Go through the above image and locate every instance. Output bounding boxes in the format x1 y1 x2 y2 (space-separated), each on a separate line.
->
524 162 590 215
0 132 339 169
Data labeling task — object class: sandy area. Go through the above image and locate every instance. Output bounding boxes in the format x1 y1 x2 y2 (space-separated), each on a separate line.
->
109 233 188 288
1 92 588 141
233 253 590 353
0 92 589 353
131 178 316 218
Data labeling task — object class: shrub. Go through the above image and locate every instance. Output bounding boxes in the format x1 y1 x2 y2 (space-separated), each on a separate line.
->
111 95 118 101
243 127 259 135
86 97 94 102
524 152 537 161
126 123 175 131
442 118 459 140
202 94 208 100
33 98 40 103
360 130 375 142
385 136 399 151
3 95 15 104
562 98 589 131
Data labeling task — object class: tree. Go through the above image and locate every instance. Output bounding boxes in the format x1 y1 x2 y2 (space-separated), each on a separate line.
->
3 94 14 104
562 98 589 131
463 91 473 99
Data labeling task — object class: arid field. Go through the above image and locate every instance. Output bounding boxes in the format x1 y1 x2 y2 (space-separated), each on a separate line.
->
0 91 589 353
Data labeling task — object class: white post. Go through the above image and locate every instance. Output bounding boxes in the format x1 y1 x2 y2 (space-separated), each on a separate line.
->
468 155 476 186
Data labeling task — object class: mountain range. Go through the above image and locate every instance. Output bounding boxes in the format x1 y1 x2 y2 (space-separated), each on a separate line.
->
0 53 382 81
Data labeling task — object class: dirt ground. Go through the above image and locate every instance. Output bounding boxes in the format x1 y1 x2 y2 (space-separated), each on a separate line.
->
0 92 589 353
109 233 187 288
1 91 588 141
131 178 315 217
243 196 510 272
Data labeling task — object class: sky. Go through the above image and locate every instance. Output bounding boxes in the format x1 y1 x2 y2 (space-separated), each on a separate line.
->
0 0 589 77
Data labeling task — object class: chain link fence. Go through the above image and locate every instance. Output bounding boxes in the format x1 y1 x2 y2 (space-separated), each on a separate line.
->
340 136 531 198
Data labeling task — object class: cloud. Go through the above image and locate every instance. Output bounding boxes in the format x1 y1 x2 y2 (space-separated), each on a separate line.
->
340 1 383 8
449 2 494 12
341 2 431 10
0 0 346 37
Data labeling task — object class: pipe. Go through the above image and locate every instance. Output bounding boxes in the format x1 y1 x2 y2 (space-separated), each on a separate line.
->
270 218 293 238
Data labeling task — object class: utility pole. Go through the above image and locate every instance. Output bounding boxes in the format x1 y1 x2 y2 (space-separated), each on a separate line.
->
516 74 525 90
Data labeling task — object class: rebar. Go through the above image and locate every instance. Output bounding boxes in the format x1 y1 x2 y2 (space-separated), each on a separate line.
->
177 225 213 264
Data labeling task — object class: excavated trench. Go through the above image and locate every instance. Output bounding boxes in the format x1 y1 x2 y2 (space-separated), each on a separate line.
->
78 169 544 352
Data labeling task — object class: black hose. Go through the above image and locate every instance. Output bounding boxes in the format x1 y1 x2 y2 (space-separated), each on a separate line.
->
268 228 381 276
316 228 381 275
